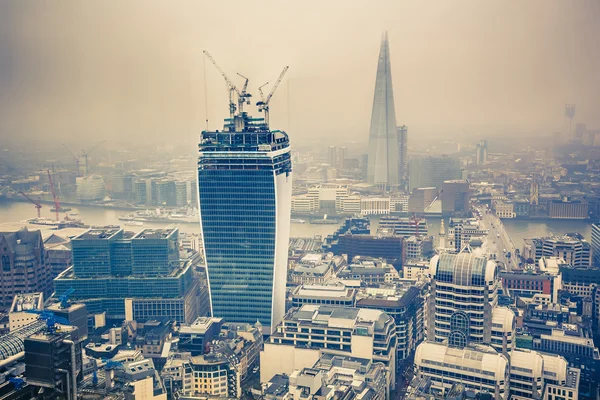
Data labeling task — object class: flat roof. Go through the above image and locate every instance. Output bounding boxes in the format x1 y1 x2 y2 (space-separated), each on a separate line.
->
75 227 122 241
132 227 178 240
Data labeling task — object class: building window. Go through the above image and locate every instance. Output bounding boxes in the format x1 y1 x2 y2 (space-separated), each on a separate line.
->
1 255 9 272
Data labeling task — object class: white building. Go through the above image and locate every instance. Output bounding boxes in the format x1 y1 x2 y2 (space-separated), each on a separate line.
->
261 305 397 397
76 174 105 201
427 249 515 354
9 292 44 331
414 342 509 399
360 197 391 216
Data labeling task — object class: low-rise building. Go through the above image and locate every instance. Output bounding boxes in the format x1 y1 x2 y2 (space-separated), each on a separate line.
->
337 258 400 286
261 305 397 397
291 283 356 308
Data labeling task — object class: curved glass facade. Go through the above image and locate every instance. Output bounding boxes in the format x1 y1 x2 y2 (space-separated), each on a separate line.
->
198 118 292 332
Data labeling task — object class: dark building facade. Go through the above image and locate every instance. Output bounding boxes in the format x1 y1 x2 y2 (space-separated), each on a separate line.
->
0 229 49 310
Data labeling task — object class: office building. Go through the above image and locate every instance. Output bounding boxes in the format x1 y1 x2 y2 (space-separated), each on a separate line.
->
290 283 357 308
475 140 488 165
43 232 73 284
360 196 391 215
591 222 599 266
426 249 515 354
328 232 404 268
501 264 563 303
379 216 429 237
397 125 408 189
407 187 438 213
54 227 201 323
0 228 50 310
262 305 397 397
24 324 83 400
402 260 430 280
367 32 400 186
414 342 509 399
523 234 592 268
440 180 470 216
404 235 434 261
337 258 400 286
409 155 461 191
198 99 292 334
532 328 599 399
447 218 488 253
113 358 167 400
75 174 105 201
548 199 588 219
8 292 44 331
289 253 344 286
356 282 425 362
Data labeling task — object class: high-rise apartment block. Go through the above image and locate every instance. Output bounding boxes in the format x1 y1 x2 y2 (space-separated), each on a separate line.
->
0 229 50 310
475 139 488 165
54 227 201 323
197 104 292 334
367 32 400 187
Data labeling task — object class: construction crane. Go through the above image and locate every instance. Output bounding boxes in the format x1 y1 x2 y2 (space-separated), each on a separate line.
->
236 73 252 112
411 213 423 236
203 50 241 119
63 144 81 176
81 140 105 176
19 191 42 218
25 309 71 334
58 288 75 309
256 66 289 128
47 170 61 221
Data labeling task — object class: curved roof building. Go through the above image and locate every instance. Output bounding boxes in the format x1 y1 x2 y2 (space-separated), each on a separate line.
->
0 319 45 364
427 249 514 354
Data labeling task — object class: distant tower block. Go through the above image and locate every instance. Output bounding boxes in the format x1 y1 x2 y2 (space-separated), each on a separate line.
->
438 219 446 251
565 104 576 140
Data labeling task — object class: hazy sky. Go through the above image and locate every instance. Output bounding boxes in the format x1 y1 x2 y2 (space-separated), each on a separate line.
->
1 1 599 149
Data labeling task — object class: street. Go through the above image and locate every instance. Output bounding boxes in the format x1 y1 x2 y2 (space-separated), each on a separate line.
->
475 205 519 271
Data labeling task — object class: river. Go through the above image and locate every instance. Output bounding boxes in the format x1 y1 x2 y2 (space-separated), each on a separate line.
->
0 201 593 249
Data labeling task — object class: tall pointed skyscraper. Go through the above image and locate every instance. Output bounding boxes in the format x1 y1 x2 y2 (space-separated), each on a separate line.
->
367 31 400 186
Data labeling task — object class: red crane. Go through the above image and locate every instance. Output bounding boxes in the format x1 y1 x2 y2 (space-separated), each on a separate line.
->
19 191 42 218
411 213 423 236
47 170 61 221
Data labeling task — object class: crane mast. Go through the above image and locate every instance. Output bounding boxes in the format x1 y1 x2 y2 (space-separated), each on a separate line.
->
47 170 60 221
257 66 289 129
19 191 42 218
203 50 240 119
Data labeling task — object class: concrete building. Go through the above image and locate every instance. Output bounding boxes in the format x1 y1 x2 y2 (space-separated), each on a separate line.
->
409 155 461 191
407 187 438 213
0 228 50 310
427 250 515 355
548 199 588 219
440 180 470 217
356 283 425 362
493 200 516 218
289 253 344 286
523 234 592 268
447 218 488 253
261 305 397 396
8 292 44 332
378 216 428 238
592 223 600 266
501 258 563 303
112 358 167 400
367 32 400 187
360 197 391 216
532 328 599 399
198 107 292 334
337 258 400 286
402 260 430 280
414 342 509 399
290 283 357 308
404 235 434 261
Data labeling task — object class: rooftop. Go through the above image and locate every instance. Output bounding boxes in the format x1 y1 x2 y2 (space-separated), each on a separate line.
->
132 227 178 240
75 227 122 241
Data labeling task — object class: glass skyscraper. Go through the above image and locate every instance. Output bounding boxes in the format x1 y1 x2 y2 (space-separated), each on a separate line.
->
198 111 292 333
